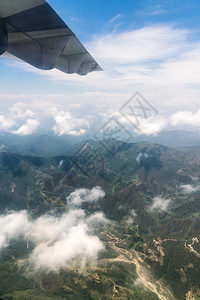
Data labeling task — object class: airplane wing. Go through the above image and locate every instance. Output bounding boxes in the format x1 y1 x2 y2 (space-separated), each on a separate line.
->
0 0 102 75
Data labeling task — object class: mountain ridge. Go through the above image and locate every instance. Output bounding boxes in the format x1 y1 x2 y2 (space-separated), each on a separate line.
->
0 140 200 299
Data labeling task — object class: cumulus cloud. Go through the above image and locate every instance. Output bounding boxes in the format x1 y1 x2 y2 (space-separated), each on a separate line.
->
135 116 167 135
30 224 103 271
12 119 40 136
0 210 29 249
149 196 171 212
0 115 15 131
0 187 107 272
87 212 108 227
1 91 200 138
170 110 200 127
28 209 105 272
180 184 200 193
10 102 35 120
67 186 105 207
2 94 200 138
52 111 89 136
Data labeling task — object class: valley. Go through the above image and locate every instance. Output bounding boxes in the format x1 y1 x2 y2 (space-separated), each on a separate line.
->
0 140 200 299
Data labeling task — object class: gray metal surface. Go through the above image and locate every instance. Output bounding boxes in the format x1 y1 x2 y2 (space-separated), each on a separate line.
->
0 0 102 75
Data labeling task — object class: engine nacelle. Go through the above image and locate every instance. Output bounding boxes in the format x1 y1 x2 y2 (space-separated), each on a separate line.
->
0 19 8 55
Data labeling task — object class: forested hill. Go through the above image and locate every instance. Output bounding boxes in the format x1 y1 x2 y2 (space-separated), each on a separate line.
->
0 140 200 299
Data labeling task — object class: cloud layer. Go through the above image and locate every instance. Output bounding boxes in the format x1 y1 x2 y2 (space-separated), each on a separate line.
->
1 25 200 136
1 92 200 138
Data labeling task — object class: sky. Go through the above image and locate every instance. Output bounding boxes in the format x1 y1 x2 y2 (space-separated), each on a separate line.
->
1 0 200 138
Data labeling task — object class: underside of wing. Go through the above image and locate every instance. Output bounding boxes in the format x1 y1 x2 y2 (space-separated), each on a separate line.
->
0 0 102 75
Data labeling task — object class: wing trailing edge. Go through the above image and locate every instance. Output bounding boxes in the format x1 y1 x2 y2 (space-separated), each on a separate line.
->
0 0 102 75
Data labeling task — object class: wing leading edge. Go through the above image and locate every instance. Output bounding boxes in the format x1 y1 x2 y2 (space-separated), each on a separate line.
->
0 0 102 75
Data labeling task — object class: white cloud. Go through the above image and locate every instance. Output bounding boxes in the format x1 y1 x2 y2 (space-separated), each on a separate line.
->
12 119 40 136
150 196 171 212
2 26 200 135
0 187 107 272
134 116 167 135
127 209 137 225
0 115 15 131
136 152 149 164
89 26 187 64
58 160 64 168
180 184 200 193
2 93 200 137
136 153 143 164
4 25 193 95
52 111 89 136
28 210 105 272
10 102 35 120
170 110 200 127
0 211 29 249
67 186 105 207
109 14 122 24
87 212 109 228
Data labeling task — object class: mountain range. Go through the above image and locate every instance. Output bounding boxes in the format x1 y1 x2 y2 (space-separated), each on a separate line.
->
0 138 200 299
0 130 199 158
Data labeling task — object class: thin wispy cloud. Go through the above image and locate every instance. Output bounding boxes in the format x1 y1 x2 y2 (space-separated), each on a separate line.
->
109 14 122 23
127 209 137 225
146 4 166 16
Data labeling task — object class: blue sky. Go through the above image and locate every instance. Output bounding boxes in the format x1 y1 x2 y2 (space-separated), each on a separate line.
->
49 0 200 33
1 0 200 137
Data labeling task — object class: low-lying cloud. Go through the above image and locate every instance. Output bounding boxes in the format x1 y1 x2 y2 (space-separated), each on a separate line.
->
136 152 149 164
0 187 107 273
180 184 200 193
66 186 105 207
12 119 40 136
0 210 29 249
149 196 171 212
127 209 137 225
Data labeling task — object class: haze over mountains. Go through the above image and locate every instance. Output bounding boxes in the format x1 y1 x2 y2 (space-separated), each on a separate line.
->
0 129 199 158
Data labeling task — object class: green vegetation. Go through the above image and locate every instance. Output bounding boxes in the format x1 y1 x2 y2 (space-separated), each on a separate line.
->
0 140 200 299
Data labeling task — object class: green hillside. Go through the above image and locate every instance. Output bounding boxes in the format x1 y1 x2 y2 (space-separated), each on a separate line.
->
0 140 200 299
